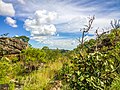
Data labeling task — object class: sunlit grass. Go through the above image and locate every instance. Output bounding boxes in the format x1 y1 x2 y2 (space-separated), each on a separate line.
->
19 59 64 90
110 76 120 90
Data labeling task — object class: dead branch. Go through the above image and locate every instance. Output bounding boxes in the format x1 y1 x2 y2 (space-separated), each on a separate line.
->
81 16 95 46
111 19 120 29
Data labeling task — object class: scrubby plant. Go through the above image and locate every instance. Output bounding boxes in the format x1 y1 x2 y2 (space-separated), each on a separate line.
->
58 18 120 90
42 46 62 62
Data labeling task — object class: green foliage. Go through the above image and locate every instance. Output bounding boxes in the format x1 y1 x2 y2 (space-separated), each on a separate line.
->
42 46 61 62
0 57 23 82
58 29 120 90
0 46 64 89
1 28 120 90
110 76 120 90
0 57 12 84
21 47 46 63
20 60 63 90
14 35 30 42
71 52 117 89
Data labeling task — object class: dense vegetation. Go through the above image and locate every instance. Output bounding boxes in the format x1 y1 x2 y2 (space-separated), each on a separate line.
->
55 19 120 90
57 28 120 90
0 45 67 90
0 18 120 90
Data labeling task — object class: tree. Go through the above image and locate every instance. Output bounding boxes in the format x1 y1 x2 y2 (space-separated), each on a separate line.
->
0 33 9 37
14 36 30 42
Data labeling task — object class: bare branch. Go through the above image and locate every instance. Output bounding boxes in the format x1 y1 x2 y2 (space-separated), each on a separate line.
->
95 28 99 37
80 16 95 46
111 19 120 29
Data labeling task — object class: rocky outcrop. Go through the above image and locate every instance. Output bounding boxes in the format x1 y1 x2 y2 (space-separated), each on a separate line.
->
0 37 28 55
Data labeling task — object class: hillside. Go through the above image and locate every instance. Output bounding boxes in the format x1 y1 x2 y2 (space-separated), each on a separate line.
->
0 28 120 90
56 28 120 90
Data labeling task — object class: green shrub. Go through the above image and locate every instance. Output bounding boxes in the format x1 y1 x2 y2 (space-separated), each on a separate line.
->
21 48 46 63
59 29 120 90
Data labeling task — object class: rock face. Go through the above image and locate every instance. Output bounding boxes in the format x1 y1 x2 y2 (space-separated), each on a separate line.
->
0 37 28 55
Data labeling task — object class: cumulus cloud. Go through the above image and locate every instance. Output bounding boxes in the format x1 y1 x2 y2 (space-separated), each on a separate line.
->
0 0 15 16
5 17 17 27
24 10 58 37
2 0 120 49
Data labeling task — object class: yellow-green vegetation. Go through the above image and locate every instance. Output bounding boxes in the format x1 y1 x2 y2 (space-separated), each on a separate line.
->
0 46 68 90
110 76 120 90
0 19 120 90
20 59 64 90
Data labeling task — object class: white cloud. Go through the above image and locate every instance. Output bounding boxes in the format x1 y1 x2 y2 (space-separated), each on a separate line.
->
2 0 120 49
4 0 119 32
17 0 25 4
88 18 112 34
56 17 87 33
45 39 78 50
31 36 79 50
24 10 57 36
0 0 15 16
5 17 17 27
15 35 19 37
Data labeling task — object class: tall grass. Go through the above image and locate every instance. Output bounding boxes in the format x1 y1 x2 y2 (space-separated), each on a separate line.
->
19 59 64 90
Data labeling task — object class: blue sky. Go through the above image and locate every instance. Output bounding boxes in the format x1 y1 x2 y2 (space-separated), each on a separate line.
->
0 0 120 50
